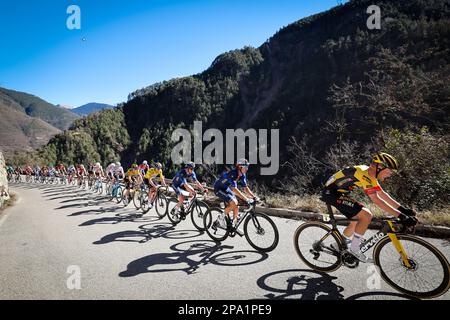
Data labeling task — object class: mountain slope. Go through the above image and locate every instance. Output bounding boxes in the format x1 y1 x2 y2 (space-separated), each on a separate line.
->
0 98 61 156
0 87 79 130
71 103 114 116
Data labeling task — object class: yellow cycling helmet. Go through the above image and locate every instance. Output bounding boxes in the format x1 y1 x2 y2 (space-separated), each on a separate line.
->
372 152 398 171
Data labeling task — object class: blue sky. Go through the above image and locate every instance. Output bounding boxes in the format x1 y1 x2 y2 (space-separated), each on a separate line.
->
0 0 345 107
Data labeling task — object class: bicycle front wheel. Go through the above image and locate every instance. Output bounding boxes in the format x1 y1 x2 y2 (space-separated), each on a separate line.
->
190 200 209 231
374 234 450 299
293 222 343 272
155 193 168 218
243 213 279 252
133 191 141 209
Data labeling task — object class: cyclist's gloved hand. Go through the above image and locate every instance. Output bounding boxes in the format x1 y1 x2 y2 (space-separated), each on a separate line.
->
399 213 418 227
246 198 254 206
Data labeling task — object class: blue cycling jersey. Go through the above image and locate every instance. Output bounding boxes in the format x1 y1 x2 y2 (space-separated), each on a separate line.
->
172 168 198 188
214 169 248 190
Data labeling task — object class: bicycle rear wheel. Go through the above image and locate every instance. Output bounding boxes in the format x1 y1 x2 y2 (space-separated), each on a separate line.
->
167 198 182 225
374 234 450 299
243 213 279 252
190 200 209 231
293 222 343 272
203 208 230 242
155 193 168 218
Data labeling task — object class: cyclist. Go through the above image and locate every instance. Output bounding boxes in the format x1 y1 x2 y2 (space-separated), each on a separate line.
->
106 162 115 178
67 164 76 183
113 162 125 184
171 162 208 215
56 163 67 177
33 165 41 181
320 152 418 263
6 164 14 181
77 164 87 186
93 162 104 178
123 163 143 201
143 162 167 209
213 159 259 228
48 165 57 181
139 160 150 176
87 163 95 188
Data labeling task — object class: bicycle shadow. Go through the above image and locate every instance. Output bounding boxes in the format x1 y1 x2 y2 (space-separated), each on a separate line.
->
256 269 345 300
93 222 177 244
119 240 269 277
79 215 161 226
345 291 419 300
68 206 123 216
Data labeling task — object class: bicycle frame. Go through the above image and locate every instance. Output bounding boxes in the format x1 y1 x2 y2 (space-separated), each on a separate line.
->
321 204 412 267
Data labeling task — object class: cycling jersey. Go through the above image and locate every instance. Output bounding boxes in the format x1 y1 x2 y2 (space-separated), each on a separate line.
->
126 169 141 177
114 166 124 177
214 169 248 191
324 165 381 195
172 169 197 188
144 168 164 181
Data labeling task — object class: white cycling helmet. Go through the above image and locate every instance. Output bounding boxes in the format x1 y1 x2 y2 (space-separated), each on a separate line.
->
143 160 148 165
95 162 100 167
236 158 249 167
116 162 121 167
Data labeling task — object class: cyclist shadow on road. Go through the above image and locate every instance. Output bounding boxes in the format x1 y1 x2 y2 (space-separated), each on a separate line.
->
119 240 269 277
68 205 125 216
93 222 193 244
256 269 345 300
79 214 161 226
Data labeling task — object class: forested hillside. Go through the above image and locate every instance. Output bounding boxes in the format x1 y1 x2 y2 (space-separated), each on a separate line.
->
30 0 450 210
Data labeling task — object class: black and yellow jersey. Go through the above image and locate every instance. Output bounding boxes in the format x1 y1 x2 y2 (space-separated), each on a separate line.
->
126 168 141 177
324 165 381 195
144 168 164 180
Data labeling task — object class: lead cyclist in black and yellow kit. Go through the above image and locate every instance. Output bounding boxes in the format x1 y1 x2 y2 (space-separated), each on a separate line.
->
320 152 418 263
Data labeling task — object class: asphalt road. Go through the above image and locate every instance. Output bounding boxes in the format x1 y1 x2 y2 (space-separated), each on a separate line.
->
1 182 449 300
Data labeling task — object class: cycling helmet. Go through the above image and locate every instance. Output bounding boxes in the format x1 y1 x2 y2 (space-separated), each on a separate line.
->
185 162 195 169
116 162 121 167
95 162 100 167
153 162 162 169
372 152 398 171
236 158 249 168
132 163 138 169
143 160 148 165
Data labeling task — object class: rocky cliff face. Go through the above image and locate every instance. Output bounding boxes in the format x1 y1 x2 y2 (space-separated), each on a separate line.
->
0 150 10 207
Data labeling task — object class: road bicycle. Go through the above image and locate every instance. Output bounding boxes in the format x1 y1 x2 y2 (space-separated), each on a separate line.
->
132 183 148 210
110 179 123 203
122 181 142 207
92 176 103 194
293 204 450 299
167 192 209 231
203 201 279 252
141 186 169 218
